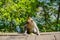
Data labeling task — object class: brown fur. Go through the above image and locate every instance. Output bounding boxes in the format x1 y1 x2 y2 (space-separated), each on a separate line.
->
24 17 40 35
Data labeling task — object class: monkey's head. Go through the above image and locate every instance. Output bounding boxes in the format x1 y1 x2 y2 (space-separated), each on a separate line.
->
27 17 33 24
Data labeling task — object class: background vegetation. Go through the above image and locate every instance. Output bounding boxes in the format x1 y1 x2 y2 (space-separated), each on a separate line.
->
0 0 60 32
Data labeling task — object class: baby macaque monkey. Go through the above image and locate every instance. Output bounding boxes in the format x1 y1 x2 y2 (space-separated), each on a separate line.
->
24 17 40 35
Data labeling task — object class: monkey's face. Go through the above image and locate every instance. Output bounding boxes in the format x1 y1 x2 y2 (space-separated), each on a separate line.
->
27 17 33 24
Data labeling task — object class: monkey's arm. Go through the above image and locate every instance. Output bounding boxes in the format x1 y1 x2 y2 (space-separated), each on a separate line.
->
36 26 40 34
33 21 40 35
24 25 27 34
34 26 40 35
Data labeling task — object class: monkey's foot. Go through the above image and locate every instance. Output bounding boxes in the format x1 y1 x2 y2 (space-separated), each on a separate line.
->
30 33 36 35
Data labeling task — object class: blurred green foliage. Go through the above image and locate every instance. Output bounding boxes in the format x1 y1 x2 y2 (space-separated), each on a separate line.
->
0 0 60 32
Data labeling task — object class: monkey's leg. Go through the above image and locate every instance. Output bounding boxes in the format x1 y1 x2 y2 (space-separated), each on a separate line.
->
33 27 40 35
